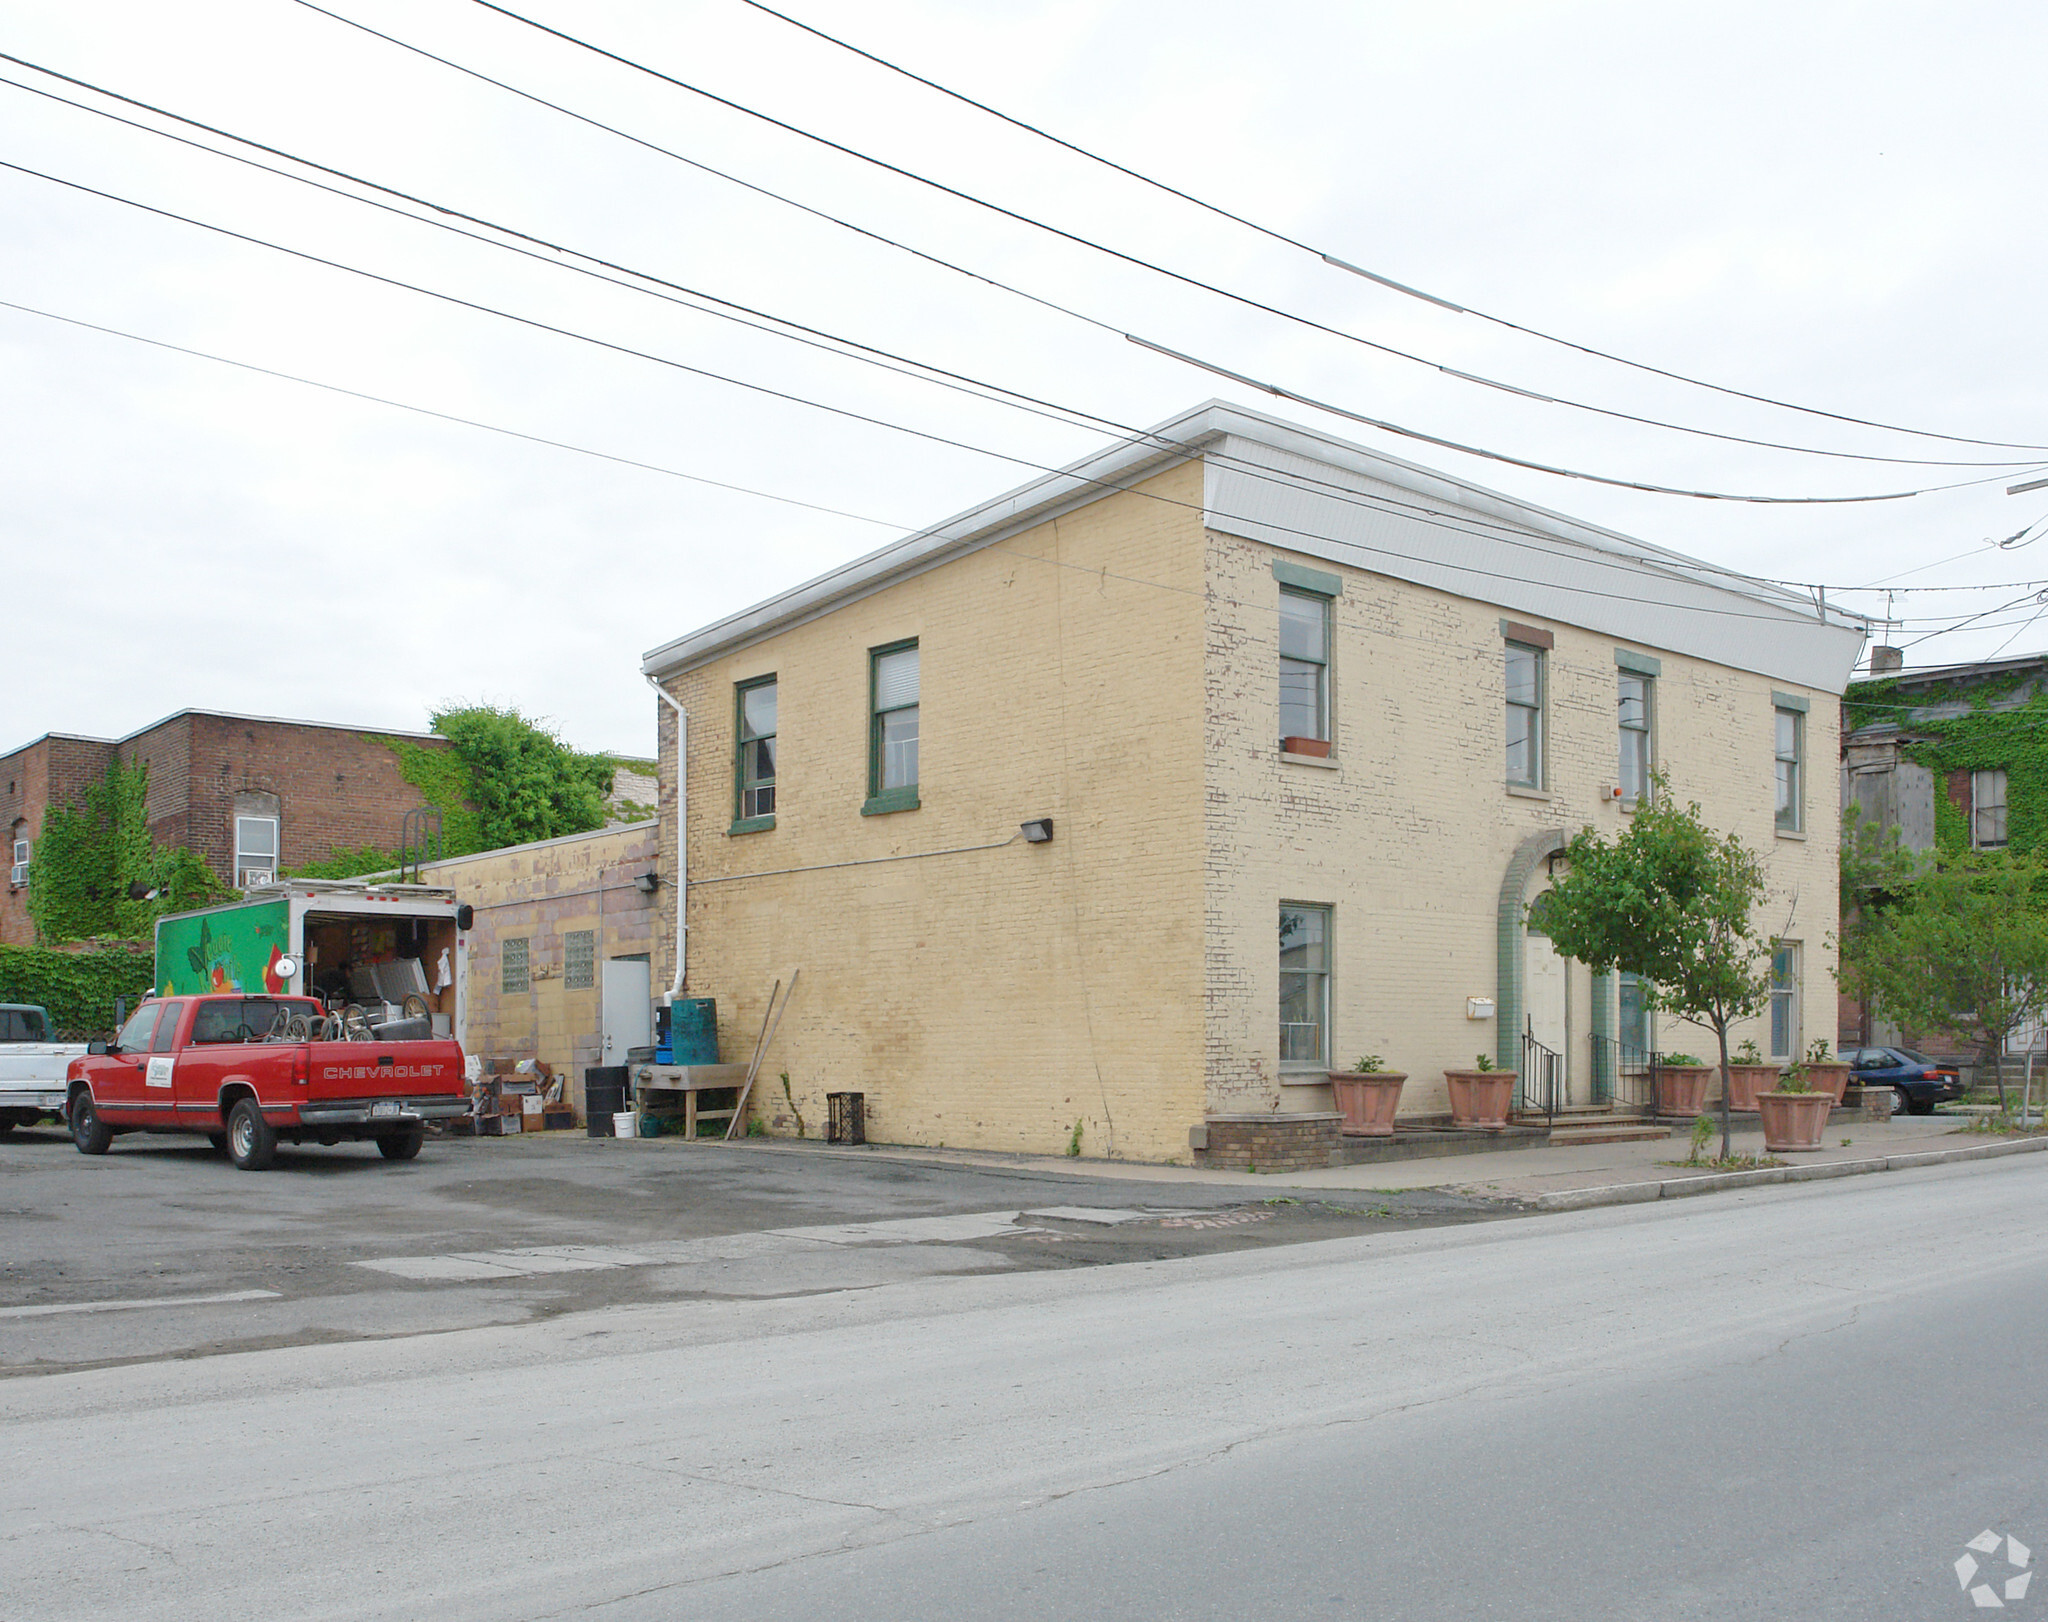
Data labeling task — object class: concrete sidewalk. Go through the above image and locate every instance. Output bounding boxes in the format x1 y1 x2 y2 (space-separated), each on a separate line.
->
698 1115 2048 1209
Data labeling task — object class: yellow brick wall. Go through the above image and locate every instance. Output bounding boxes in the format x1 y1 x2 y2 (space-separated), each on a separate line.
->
1202 529 1842 1120
419 823 659 1110
654 462 1209 1162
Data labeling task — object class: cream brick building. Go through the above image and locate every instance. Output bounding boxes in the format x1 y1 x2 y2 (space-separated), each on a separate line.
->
641 403 1864 1165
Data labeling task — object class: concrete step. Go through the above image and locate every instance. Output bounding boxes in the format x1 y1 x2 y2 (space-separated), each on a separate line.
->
1546 1124 1673 1146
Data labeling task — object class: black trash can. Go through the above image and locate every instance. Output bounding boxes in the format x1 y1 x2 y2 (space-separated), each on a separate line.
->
827 1091 866 1146
585 1066 628 1137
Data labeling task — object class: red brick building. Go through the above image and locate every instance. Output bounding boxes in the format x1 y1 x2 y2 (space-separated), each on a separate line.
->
2 711 451 945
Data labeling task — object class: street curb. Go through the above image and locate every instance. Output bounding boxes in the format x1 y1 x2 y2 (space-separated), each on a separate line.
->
1525 1133 2048 1211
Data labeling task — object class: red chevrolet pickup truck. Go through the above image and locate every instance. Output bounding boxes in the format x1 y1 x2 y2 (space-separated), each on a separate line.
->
66 994 468 1170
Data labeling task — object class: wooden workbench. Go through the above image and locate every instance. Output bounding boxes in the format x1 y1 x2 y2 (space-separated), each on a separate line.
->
631 1062 749 1137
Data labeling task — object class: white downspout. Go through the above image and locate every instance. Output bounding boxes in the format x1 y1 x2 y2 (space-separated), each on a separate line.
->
644 674 688 1005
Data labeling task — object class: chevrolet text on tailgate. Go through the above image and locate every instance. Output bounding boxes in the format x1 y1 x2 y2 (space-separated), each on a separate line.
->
65 993 467 1170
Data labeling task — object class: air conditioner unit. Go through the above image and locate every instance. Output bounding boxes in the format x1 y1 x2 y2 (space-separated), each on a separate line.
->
239 868 275 889
8 865 25 887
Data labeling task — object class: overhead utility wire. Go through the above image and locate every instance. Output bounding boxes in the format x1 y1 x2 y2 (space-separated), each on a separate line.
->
0 67 1899 589
464 0 2048 474
0 297 910 527
0 66 1131 444
734 0 2048 457
285 6 2041 505
0 159 1875 633
15 65 2032 601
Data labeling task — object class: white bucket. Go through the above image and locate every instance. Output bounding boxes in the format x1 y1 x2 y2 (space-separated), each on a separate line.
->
613 1111 638 1139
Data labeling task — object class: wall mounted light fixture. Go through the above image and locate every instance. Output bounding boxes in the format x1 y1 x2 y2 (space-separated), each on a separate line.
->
1020 819 1054 844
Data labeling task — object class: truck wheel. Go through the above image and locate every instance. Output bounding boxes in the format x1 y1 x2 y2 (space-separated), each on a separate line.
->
377 1124 425 1161
226 1099 277 1171
71 1092 113 1156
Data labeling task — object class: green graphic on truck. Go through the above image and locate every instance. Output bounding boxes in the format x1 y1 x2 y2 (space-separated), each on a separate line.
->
153 900 291 996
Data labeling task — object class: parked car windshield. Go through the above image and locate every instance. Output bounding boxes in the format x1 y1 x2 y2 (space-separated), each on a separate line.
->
189 998 320 1045
1894 1048 1933 1065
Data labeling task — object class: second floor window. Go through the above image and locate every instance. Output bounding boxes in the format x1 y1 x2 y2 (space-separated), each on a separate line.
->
1278 588 1330 748
235 816 278 887
1973 769 2009 849
10 834 28 888
1506 644 1545 789
1774 707 1804 832
736 677 777 825
502 937 530 995
1618 673 1652 801
870 642 920 803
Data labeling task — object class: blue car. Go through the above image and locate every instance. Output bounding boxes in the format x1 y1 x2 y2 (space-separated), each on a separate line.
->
1844 1047 1965 1115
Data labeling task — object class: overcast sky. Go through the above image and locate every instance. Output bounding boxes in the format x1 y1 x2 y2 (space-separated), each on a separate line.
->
4 0 2044 758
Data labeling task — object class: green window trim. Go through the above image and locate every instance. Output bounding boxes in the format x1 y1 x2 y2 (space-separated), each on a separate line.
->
1614 648 1662 677
734 674 777 826
861 787 921 817
1770 690 1810 713
869 638 920 804
1272 558 1342 597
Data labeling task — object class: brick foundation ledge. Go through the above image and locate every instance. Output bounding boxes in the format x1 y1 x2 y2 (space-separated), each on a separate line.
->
1190 1112 1341 1172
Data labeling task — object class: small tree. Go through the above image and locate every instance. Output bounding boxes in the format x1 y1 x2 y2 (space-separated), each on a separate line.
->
1534 778 1774 1160
1849 848 2048 1112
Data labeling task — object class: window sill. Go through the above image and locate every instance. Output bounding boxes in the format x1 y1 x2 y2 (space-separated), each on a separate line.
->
861 789 921 817
1280 751 1339 770
728 814 775 836
1775 827 1807 841
1506 783 1551 801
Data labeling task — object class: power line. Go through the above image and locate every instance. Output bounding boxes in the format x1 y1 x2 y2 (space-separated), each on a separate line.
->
0 297 912 527
7 157 1886 636
13 50 2034 541
463 0 2048 472
733 0 2048 458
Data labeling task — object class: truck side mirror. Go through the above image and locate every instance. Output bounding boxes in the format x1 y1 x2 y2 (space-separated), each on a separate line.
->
87 1040 109 1056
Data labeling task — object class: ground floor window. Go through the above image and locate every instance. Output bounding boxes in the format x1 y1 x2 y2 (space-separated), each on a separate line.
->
1769 942 1800 1060
1279 904 1331 1068
1618 972 1650 1053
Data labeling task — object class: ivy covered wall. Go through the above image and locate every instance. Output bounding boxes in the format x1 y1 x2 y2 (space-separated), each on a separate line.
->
1844 667 2048 858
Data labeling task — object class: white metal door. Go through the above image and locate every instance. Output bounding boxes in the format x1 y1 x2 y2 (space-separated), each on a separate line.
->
601 958 653 1063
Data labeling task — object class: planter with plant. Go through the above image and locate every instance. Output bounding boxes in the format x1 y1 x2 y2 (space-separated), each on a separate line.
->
1791 1038 1851 1103
1652 1052 1715 1116
1328 1054 1406 1136
1758 1064 1833 1151
1724 1038 1778 1112
1443 1052 1516 1129
1281 735 1332 758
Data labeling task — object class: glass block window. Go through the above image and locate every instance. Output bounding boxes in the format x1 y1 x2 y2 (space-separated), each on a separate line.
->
1279 904 1332 1069
502 937 530 995
564 930 595 990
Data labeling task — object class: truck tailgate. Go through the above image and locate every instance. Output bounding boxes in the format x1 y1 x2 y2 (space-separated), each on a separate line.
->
297 1039 468 1124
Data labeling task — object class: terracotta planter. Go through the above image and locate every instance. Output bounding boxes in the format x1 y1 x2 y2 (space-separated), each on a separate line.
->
1281 735 1331 758
1757 1090 1833 1151
1724 1064 1778 1112
1798 1062 1852 1103
1444 1069 1516 1129
1328 1071 1406 1136
1653 1065 1714 1116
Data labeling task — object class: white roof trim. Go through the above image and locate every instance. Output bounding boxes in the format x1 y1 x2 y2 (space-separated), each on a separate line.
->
641 400 1869 692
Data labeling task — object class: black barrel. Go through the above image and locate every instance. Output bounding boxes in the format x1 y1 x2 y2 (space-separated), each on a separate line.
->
584 1066 629 1136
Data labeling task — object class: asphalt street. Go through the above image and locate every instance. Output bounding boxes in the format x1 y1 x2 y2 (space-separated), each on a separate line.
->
4 1149 2042 1621
0 1127 1495 1375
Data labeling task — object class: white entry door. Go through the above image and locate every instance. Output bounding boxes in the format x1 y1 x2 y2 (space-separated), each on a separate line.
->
1524 928 1570 1100
601 957 653 1063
